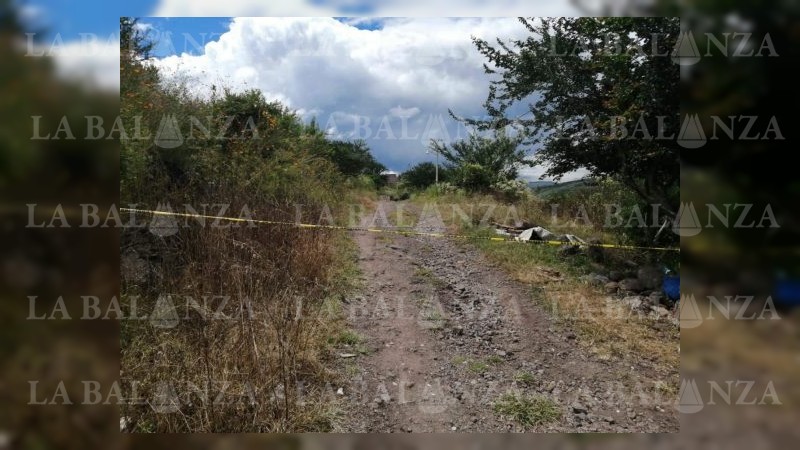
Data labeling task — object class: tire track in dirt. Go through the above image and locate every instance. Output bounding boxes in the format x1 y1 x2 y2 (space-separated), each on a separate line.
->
340 200 678 432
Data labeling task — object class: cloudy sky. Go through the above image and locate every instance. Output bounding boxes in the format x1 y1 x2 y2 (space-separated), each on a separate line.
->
149 18 523 174
148 17 593 180
26 0 594 180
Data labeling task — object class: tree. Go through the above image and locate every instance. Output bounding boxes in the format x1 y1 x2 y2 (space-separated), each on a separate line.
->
402 162 449 189
325 139 386 180
429 130 529 192
463 17 679 215
120 17 154 61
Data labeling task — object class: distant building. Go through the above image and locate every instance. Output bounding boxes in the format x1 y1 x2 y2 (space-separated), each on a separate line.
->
380 170 399 185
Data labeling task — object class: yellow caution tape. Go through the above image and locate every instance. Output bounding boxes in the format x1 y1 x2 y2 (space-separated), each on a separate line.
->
120 207 680 253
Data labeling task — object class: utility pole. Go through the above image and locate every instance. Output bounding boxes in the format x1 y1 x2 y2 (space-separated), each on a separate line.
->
435 148 439 186
427 146 439 188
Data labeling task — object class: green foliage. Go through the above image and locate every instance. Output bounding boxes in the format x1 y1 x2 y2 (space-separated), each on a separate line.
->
345 174 378 191
429 182 466 197
490 179 533 203
493 394 562 428
120 17 155 61
430 130 529 192
118 18 389 432
455 163 493 192
465 17 679 216
324 139 386 182
401 161 449 189
384 185 411 201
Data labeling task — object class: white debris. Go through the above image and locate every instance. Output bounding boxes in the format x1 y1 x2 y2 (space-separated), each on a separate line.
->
517 226 559 242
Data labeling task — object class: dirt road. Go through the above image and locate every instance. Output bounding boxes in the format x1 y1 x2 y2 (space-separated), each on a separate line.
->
338 201 678 432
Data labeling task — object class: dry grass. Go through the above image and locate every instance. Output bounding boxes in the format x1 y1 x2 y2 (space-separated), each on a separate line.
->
471 234 678 371
408 191 680 380
121 216 360 432
408 190 617 242
393 191 679 376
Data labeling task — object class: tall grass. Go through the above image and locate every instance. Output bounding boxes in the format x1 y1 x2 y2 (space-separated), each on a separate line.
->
120 61 365 431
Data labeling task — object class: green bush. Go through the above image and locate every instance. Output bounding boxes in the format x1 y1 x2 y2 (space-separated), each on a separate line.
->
402 162 450 189
491 179 533 203
455 163 495 192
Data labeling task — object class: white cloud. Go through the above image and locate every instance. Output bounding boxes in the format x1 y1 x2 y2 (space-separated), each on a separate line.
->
519 166 590 182
48 39 120 91
389 106 420 118
151 0 581 17
134 22 154 33
152 17 541 169
150 16 596 175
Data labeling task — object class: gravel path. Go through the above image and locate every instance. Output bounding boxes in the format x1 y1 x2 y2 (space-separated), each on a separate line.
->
338 201 678 432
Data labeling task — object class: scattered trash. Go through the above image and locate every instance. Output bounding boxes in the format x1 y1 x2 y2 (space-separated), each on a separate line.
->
516 226 561 242
120 417 130 432
563 234 587 245
774 278 800 308
494 228 512 237
339 353 358 358
661 275 681 301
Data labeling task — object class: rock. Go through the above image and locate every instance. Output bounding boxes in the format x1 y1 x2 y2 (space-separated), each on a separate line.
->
651 306 671 319
648 291 666 306
586 238 606 262
566 332 577 340
374 392 391 406
496 350 507 357
571 403 588 415
558 245 581 257
637 266 663 290
622 296 644 310
581 274 610 286
619 278 644 293
608 271 625 282
336 387 344 396
604 282 619 293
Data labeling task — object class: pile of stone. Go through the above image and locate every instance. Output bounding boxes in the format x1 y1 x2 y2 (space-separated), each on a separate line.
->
580 266 679 324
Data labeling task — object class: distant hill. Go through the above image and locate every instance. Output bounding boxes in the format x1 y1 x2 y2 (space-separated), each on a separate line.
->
527 180 556 189
528 178 592 197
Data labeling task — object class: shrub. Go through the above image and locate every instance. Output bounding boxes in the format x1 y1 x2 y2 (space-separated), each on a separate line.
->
493 394 562 428
491 179 533 203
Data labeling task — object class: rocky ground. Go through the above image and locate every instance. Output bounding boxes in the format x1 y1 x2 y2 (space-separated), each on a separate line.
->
334 201 679 432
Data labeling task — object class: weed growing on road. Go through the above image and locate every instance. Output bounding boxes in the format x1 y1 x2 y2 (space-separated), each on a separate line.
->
468 361 490 374
493 394 562 428
330 329 363 346
514 371 536 385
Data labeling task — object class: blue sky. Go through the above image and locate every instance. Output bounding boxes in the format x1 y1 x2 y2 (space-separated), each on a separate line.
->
23 0 157 38
23 2 585 180
140 18 232 57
